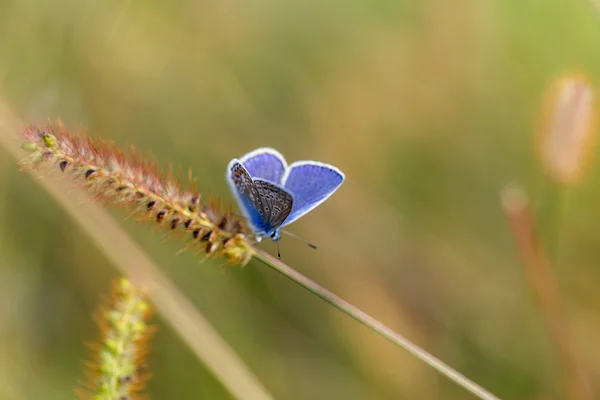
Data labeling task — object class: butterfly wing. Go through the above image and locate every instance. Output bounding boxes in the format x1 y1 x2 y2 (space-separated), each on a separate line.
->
253 178 293 230
227 160 269 234
227 160 294 235
281 161 344 227
239 147 287 185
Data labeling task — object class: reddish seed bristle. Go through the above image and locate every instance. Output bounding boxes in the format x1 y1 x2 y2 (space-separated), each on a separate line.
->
19 121 256 265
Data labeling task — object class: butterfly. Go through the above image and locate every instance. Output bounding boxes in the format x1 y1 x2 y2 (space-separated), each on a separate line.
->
226 147 345 258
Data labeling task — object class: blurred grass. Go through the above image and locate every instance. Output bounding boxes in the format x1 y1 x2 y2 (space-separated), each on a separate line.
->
1 0 600 398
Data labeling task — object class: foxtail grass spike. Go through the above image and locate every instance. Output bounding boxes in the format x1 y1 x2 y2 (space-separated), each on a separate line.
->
19 121 255 265
76 278 155 400
537 73 596 184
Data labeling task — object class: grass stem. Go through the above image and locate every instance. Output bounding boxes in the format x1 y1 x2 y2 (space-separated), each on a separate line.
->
501 184 592 400
254 249 500 400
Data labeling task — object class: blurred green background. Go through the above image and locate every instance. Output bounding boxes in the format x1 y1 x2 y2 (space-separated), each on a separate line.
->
1 0 600 398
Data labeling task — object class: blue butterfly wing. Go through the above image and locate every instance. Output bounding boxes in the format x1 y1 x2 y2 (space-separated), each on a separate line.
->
281 161 345 227
227 160 293 235
239 148 287 185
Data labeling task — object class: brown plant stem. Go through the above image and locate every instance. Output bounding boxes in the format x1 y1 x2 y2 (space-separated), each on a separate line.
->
501 184 592 400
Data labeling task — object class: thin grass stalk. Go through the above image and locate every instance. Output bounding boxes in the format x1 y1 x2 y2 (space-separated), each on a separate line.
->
501 185 592 400
254 249 501 400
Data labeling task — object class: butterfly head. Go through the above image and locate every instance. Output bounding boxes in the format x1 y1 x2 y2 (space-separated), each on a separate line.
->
252 228 280 243
268 229 281 242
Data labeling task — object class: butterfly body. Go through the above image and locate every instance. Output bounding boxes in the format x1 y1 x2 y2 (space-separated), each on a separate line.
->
226 148 344 249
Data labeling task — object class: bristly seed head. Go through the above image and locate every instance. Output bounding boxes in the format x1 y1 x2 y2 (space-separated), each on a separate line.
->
538 73 596 184
19 121 255 265
76 277 154 400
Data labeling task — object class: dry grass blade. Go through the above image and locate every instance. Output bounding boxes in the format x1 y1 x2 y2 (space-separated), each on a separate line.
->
0 100 273 400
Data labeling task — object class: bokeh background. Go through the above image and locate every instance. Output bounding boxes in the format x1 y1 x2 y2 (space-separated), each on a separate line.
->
1 0 600 399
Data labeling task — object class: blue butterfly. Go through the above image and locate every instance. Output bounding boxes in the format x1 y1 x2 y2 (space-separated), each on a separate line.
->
226 147 345 257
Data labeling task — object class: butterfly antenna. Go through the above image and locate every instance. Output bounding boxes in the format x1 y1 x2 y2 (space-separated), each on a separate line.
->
280 230 317 250
277 239 281 259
